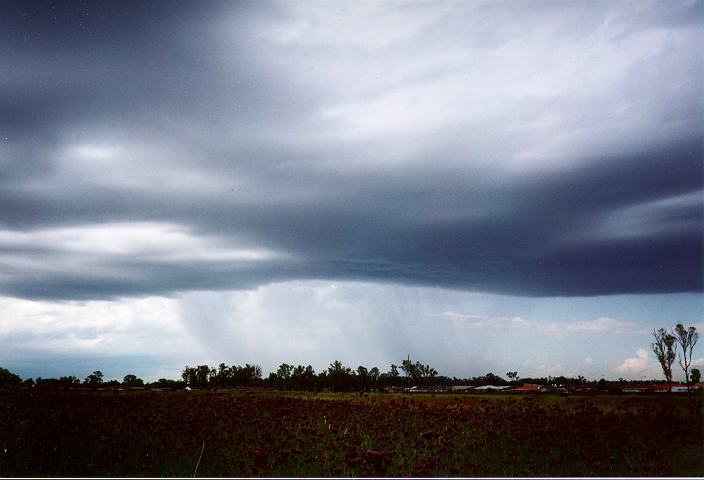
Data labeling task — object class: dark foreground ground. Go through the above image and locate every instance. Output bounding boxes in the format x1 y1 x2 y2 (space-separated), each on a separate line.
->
0 389 701 477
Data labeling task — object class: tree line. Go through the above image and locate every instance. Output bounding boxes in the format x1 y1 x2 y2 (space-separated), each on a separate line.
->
3 359 700 393
178 358 439 392
1 324 698 391
2 362 701 392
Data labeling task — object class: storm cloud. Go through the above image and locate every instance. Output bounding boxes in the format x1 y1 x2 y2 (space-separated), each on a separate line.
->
1 0 702 300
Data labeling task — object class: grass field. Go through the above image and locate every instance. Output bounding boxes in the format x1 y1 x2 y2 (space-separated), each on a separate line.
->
1 389 701 477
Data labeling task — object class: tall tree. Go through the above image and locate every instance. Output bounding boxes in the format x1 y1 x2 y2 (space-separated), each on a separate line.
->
59 376 80 387
302 365 316 391
216 363 231 387
182 366 197 387
652 328 677 393
122 374 144 387
0 367 21 387
400 358 417 378
673 324 698 391
369 367 380 390
356 366 368 392
276 363 292 391
388 364 399 387
328 360 351 392
195 365 213 388
247 364 263 382
401 357 414 390
400 358 438 386
291 365 306 390
85 370 104 385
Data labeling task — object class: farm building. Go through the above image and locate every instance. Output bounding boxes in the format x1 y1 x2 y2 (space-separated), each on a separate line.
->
508 385 546 393
384 386 407 393
473 385 510 392
409 385 446 393
621 386 647 393
450 385 474 393
650 383 688 393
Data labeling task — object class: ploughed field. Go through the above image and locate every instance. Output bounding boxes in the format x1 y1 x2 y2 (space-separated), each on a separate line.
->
1 390 702 477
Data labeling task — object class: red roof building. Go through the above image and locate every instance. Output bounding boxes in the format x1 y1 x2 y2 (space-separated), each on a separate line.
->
649 383 688 393
508 385 545 393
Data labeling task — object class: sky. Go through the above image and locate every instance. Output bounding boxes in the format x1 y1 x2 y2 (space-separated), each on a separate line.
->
0 0 702 382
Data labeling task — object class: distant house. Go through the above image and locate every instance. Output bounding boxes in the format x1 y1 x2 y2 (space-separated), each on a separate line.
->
621 386 647 393
118 385 146 391
508 385 545 393
572 385 596 394
473 385 510 392
384 386 406 393
409 385 446 393
451 385 474 393
650 383 688 393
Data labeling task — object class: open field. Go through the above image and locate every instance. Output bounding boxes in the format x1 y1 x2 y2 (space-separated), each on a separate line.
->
1 389 702 477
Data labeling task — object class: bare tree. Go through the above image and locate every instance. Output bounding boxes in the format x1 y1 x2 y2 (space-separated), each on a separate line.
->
651 328 676 393
401 355 412 391
673 324 698 391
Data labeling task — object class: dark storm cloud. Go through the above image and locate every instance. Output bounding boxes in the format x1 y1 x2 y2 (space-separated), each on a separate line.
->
0 0 702 300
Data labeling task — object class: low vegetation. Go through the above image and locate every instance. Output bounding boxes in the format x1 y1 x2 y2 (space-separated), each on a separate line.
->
1 323 699 476
0 389 701 477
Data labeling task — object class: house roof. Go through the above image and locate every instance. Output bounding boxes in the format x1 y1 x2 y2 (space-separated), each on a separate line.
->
410 385 445 391
510 385 543 391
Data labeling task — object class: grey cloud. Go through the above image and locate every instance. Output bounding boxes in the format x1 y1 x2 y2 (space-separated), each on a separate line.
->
0 0 701 300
